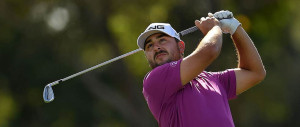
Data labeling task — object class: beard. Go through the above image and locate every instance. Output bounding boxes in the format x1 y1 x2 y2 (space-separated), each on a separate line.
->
148 46 181 69
148 56 173 69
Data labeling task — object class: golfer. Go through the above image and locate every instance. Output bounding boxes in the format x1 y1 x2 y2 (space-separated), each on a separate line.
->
137 10 266 127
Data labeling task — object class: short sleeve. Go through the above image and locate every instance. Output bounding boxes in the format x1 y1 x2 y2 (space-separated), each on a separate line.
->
143 59 183 101
211 69 237 100
142 59 183 117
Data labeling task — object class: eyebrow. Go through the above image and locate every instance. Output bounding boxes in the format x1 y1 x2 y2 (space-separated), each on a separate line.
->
144 33 168 49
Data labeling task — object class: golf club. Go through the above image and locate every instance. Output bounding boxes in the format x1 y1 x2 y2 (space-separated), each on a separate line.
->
43 14 233 103
43 26 198 103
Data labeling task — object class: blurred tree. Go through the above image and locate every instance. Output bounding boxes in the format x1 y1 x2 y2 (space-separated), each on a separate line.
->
0 0 299 126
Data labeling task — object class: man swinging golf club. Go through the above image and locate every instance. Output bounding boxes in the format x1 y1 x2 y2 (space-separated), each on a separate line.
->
137 10 266 127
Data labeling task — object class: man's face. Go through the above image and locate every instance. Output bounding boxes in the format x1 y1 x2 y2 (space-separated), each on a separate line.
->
144 33 182 69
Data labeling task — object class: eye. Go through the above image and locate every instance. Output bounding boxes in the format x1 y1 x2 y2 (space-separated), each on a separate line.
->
146 43 153 49
159 38 166 43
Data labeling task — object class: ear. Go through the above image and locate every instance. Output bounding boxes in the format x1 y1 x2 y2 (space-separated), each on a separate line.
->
178 41 185 54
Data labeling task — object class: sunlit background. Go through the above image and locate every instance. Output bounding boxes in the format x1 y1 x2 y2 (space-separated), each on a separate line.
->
0 0 299 126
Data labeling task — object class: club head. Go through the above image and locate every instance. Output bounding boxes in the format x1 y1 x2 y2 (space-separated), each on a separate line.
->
43 84 54 103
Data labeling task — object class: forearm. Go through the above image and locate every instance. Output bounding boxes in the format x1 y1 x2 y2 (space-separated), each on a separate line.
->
213 10 266 94
197 26 223 55
190 26 223 64
181 26 222 85
232 26 266 76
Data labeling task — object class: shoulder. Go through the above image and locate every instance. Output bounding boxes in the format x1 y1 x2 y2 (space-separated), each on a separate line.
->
204 69 236 79
198 69 236 85
143 60 182 83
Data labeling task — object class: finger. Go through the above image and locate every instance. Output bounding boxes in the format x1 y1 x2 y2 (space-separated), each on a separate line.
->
200 17 205 21
195 19 201 25
213 12 219 18
224 11 229 18
211 17 218 21
195 20 201 28
207 17 215 21
229 11 233 18
221 13 226 19
223 10 231 18
223 10 229 18
215 12 222 19
220 10 227 19
208 12 214 17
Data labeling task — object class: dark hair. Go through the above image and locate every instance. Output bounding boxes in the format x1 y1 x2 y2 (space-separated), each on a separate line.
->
175 38 180 43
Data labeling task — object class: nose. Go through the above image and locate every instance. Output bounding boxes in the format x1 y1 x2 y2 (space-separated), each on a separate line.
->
153 43 161 51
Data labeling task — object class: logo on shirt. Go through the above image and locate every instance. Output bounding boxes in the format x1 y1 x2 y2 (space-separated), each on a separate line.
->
170 61 178 67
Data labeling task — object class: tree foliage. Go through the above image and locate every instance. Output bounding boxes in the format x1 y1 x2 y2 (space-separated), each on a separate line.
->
0 0 299 126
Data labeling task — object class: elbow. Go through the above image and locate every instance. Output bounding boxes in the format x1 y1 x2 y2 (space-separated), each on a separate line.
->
192 44 220 64
194 42 221 60
207 43 221 60
256 68 266 83
199 31 222 60
260 68 267 81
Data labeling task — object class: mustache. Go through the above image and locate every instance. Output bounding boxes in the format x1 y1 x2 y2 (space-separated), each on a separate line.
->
154 50 168 59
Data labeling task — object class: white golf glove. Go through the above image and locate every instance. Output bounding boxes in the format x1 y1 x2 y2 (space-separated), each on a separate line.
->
210 10 241 35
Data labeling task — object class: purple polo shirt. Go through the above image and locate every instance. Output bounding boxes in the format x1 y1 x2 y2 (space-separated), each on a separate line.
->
143 59 236 127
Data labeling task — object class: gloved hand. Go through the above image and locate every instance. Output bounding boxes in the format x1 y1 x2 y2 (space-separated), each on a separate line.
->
209 10 241 35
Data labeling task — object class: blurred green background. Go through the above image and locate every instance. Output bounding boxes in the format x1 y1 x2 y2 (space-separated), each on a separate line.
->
0 0 299 126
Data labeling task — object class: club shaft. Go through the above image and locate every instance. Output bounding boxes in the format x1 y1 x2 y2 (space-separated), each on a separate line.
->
50 48 143 86
49 25 199 86
178 26 198 36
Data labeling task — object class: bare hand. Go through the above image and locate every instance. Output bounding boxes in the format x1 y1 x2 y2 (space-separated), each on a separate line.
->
195 17 220 35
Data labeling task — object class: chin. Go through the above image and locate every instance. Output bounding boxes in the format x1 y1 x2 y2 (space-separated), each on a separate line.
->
149 60 166 69
157 58 172 66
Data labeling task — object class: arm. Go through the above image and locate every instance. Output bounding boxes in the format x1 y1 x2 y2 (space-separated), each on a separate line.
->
180 17 223 85
213 10 266 95
232 26 266 95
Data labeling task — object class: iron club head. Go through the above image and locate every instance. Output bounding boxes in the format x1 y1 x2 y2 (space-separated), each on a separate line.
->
43 83 54 103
